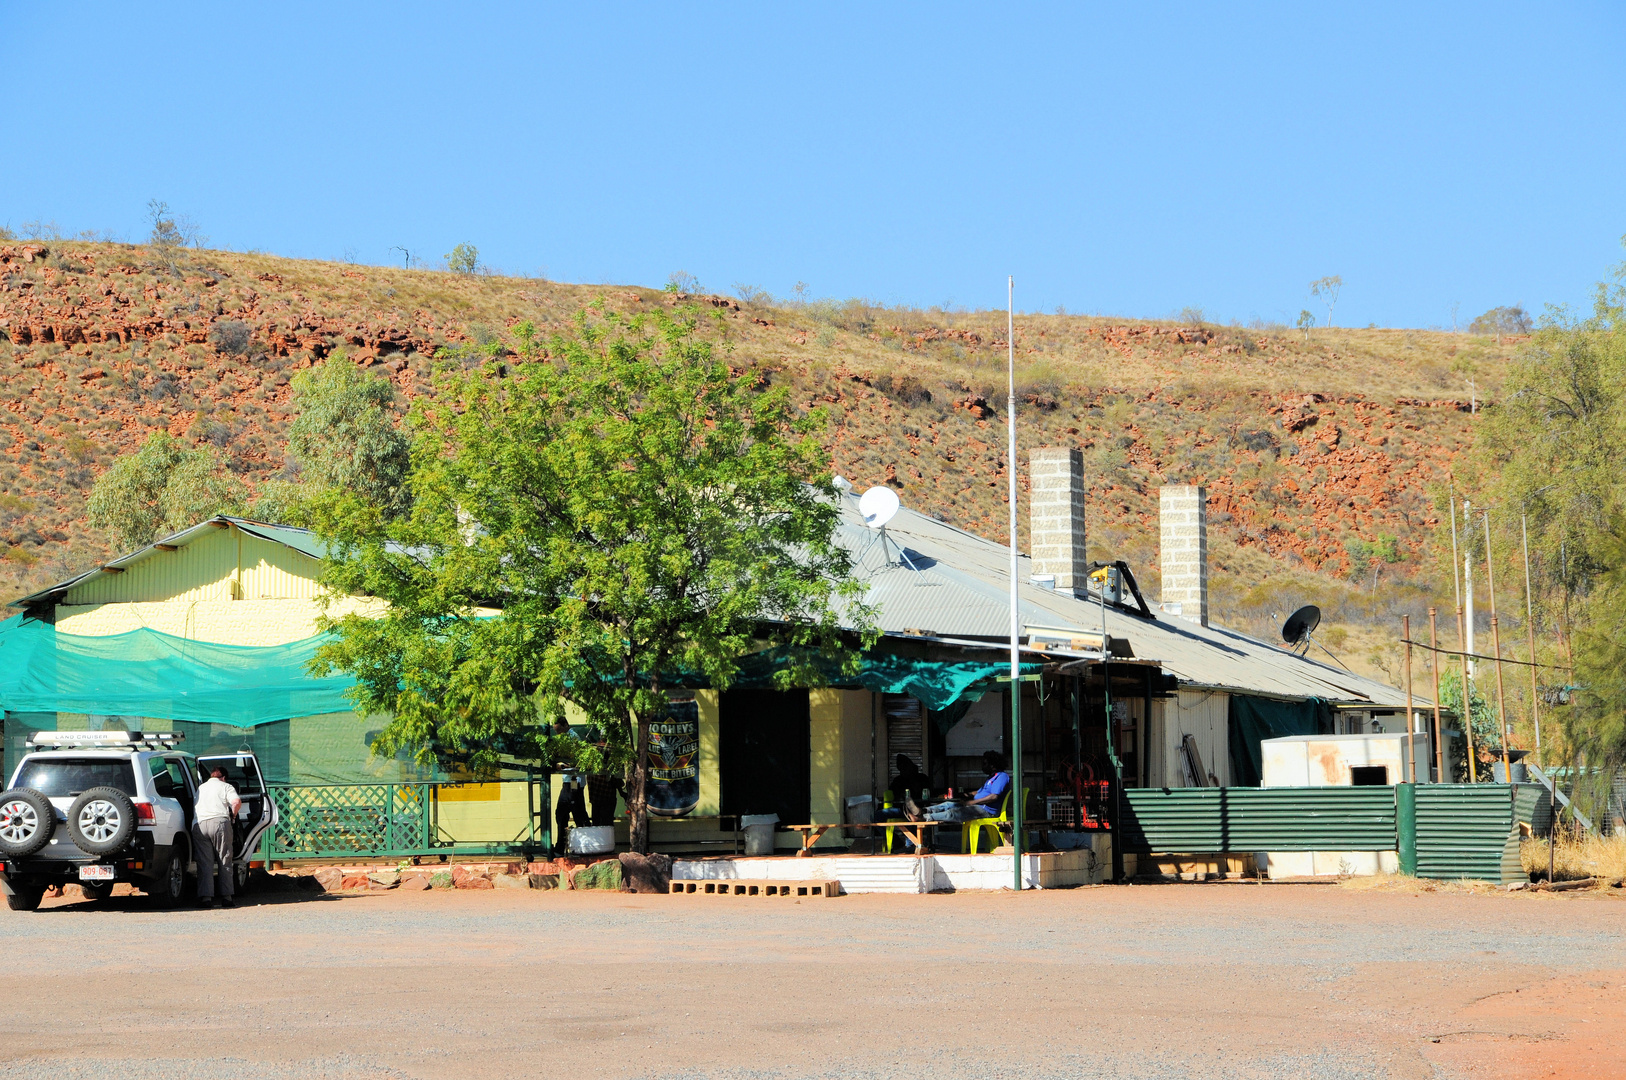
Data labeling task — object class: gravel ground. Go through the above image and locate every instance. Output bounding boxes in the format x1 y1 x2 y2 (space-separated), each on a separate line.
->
0 882 1620 1080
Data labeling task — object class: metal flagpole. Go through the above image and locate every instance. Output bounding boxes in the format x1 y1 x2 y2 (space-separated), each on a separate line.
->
1449 487 1476 782
1428 608 1444 782
1403 615 1416 783
1522 514 1542 767
1007 275 1023 891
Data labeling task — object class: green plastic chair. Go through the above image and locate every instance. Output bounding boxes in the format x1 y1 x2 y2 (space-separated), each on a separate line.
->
961 787 1030 854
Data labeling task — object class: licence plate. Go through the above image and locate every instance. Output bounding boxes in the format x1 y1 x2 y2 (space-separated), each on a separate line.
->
78 865 114 882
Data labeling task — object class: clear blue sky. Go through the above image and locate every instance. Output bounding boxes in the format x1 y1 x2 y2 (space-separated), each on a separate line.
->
5 3 1622 328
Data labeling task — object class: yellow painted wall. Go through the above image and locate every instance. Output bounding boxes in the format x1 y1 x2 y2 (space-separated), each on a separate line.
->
807 688 874 849
843 691 875 805
810 688 842 829
695 690 720 817
55 597 388 645
65 525 326 606
437 780 535 844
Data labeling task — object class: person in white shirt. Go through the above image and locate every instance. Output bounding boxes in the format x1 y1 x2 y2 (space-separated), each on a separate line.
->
193 766 241 909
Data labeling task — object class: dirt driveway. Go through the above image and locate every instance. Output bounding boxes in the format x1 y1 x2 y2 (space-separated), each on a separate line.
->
0 882 1621 1080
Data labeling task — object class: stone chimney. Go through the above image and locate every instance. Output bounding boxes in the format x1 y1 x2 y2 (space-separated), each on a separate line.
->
1029 448 1086 591
1159 484 1208 626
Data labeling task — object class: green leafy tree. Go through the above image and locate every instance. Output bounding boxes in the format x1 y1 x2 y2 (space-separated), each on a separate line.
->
445 243 479 274
1455 259 1626 810
87 433 247 551
1435 668 1499 780
252 355 411 524
308 306 875 852
1296 309 1315 342
1468 305 1533 341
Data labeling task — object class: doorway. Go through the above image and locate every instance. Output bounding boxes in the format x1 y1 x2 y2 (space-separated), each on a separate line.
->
719 689 811 825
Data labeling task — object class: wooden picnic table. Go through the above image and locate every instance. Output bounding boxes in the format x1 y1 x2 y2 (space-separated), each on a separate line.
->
780 820 940 856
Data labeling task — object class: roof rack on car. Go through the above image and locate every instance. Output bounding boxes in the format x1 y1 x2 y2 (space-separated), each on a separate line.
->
25 731 184 750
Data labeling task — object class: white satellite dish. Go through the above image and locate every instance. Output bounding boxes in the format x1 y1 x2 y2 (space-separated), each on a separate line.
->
859 486 900 530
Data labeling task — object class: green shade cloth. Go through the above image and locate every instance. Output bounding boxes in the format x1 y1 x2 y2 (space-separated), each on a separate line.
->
725 648 1039 713
0 615 359 728
0 615 1029 731
1227 694 1333 787
1 711 443 787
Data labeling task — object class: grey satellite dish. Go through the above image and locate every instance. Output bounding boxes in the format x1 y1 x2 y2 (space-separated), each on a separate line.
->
859 486 900 530
1282 605 1322 647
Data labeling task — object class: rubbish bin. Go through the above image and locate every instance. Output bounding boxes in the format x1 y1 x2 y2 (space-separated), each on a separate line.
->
741 814 779 856
567 824 616 854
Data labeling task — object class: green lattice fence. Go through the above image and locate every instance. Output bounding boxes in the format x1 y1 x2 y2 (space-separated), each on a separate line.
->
263 780 545 861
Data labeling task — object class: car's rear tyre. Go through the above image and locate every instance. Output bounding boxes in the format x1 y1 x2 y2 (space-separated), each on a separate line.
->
2 876 45 912
79 881 114 903
148 848 188 908
0 788 56 858
67 787 136 857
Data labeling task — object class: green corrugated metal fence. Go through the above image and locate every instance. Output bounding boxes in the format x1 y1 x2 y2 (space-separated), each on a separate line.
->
1121 787 1395 853
1414 784 1521 884
1121 784 1526 885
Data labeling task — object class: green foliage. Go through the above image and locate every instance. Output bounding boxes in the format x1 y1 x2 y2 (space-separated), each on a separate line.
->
1436 668 1500 779
251 355 411 524
308 305 876 851
1296 309 1315 341
146 199 202 250
445 243 479 274
87 432 247 550
1461 261 1626 776
1346 534 1402 567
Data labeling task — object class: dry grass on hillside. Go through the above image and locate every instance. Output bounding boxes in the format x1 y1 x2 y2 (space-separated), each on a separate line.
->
0 241 1527 688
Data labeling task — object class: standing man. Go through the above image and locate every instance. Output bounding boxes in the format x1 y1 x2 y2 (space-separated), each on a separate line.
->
193 765 241 909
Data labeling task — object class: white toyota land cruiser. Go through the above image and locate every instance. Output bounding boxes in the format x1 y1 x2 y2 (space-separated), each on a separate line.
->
0 731 276 911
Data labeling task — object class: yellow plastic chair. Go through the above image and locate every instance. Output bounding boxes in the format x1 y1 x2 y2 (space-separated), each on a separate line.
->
881 791 900 854
961 787 1030 854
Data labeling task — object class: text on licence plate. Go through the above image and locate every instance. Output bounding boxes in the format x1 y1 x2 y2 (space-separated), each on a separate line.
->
78 865 114 881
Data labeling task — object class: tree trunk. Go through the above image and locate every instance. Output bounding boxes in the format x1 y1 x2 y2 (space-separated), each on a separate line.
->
628 712 650 854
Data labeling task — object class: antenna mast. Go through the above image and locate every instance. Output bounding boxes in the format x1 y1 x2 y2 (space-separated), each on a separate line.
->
1007 276 1024 891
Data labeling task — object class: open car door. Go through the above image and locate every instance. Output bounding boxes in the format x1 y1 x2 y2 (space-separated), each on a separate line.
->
196 753 277 890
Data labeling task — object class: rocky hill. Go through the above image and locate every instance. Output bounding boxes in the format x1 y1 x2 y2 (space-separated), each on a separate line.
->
0 241 1519 678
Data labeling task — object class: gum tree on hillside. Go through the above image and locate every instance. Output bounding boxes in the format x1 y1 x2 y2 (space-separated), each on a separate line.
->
253 355 412 524
87 433 246 550
308 305 875 852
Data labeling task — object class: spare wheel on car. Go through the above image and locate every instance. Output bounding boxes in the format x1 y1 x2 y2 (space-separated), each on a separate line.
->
0 788 55 858
67 787 136 856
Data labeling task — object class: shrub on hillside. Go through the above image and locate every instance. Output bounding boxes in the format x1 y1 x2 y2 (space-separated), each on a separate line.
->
209 319 253 356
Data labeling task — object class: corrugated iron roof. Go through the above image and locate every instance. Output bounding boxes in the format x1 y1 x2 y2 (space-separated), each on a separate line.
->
833 490 1416 709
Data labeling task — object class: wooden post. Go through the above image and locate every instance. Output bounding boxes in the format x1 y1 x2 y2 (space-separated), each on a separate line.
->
1403 615 1416 784
1484 512 1512 779
1428 608 1445 783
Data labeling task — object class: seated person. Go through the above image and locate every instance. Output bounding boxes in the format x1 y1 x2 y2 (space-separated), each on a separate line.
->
924 752 1012 822
886 754 932 819
882 754 933 852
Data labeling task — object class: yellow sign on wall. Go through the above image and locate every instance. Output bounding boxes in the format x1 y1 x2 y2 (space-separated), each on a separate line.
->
437 782 501 802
